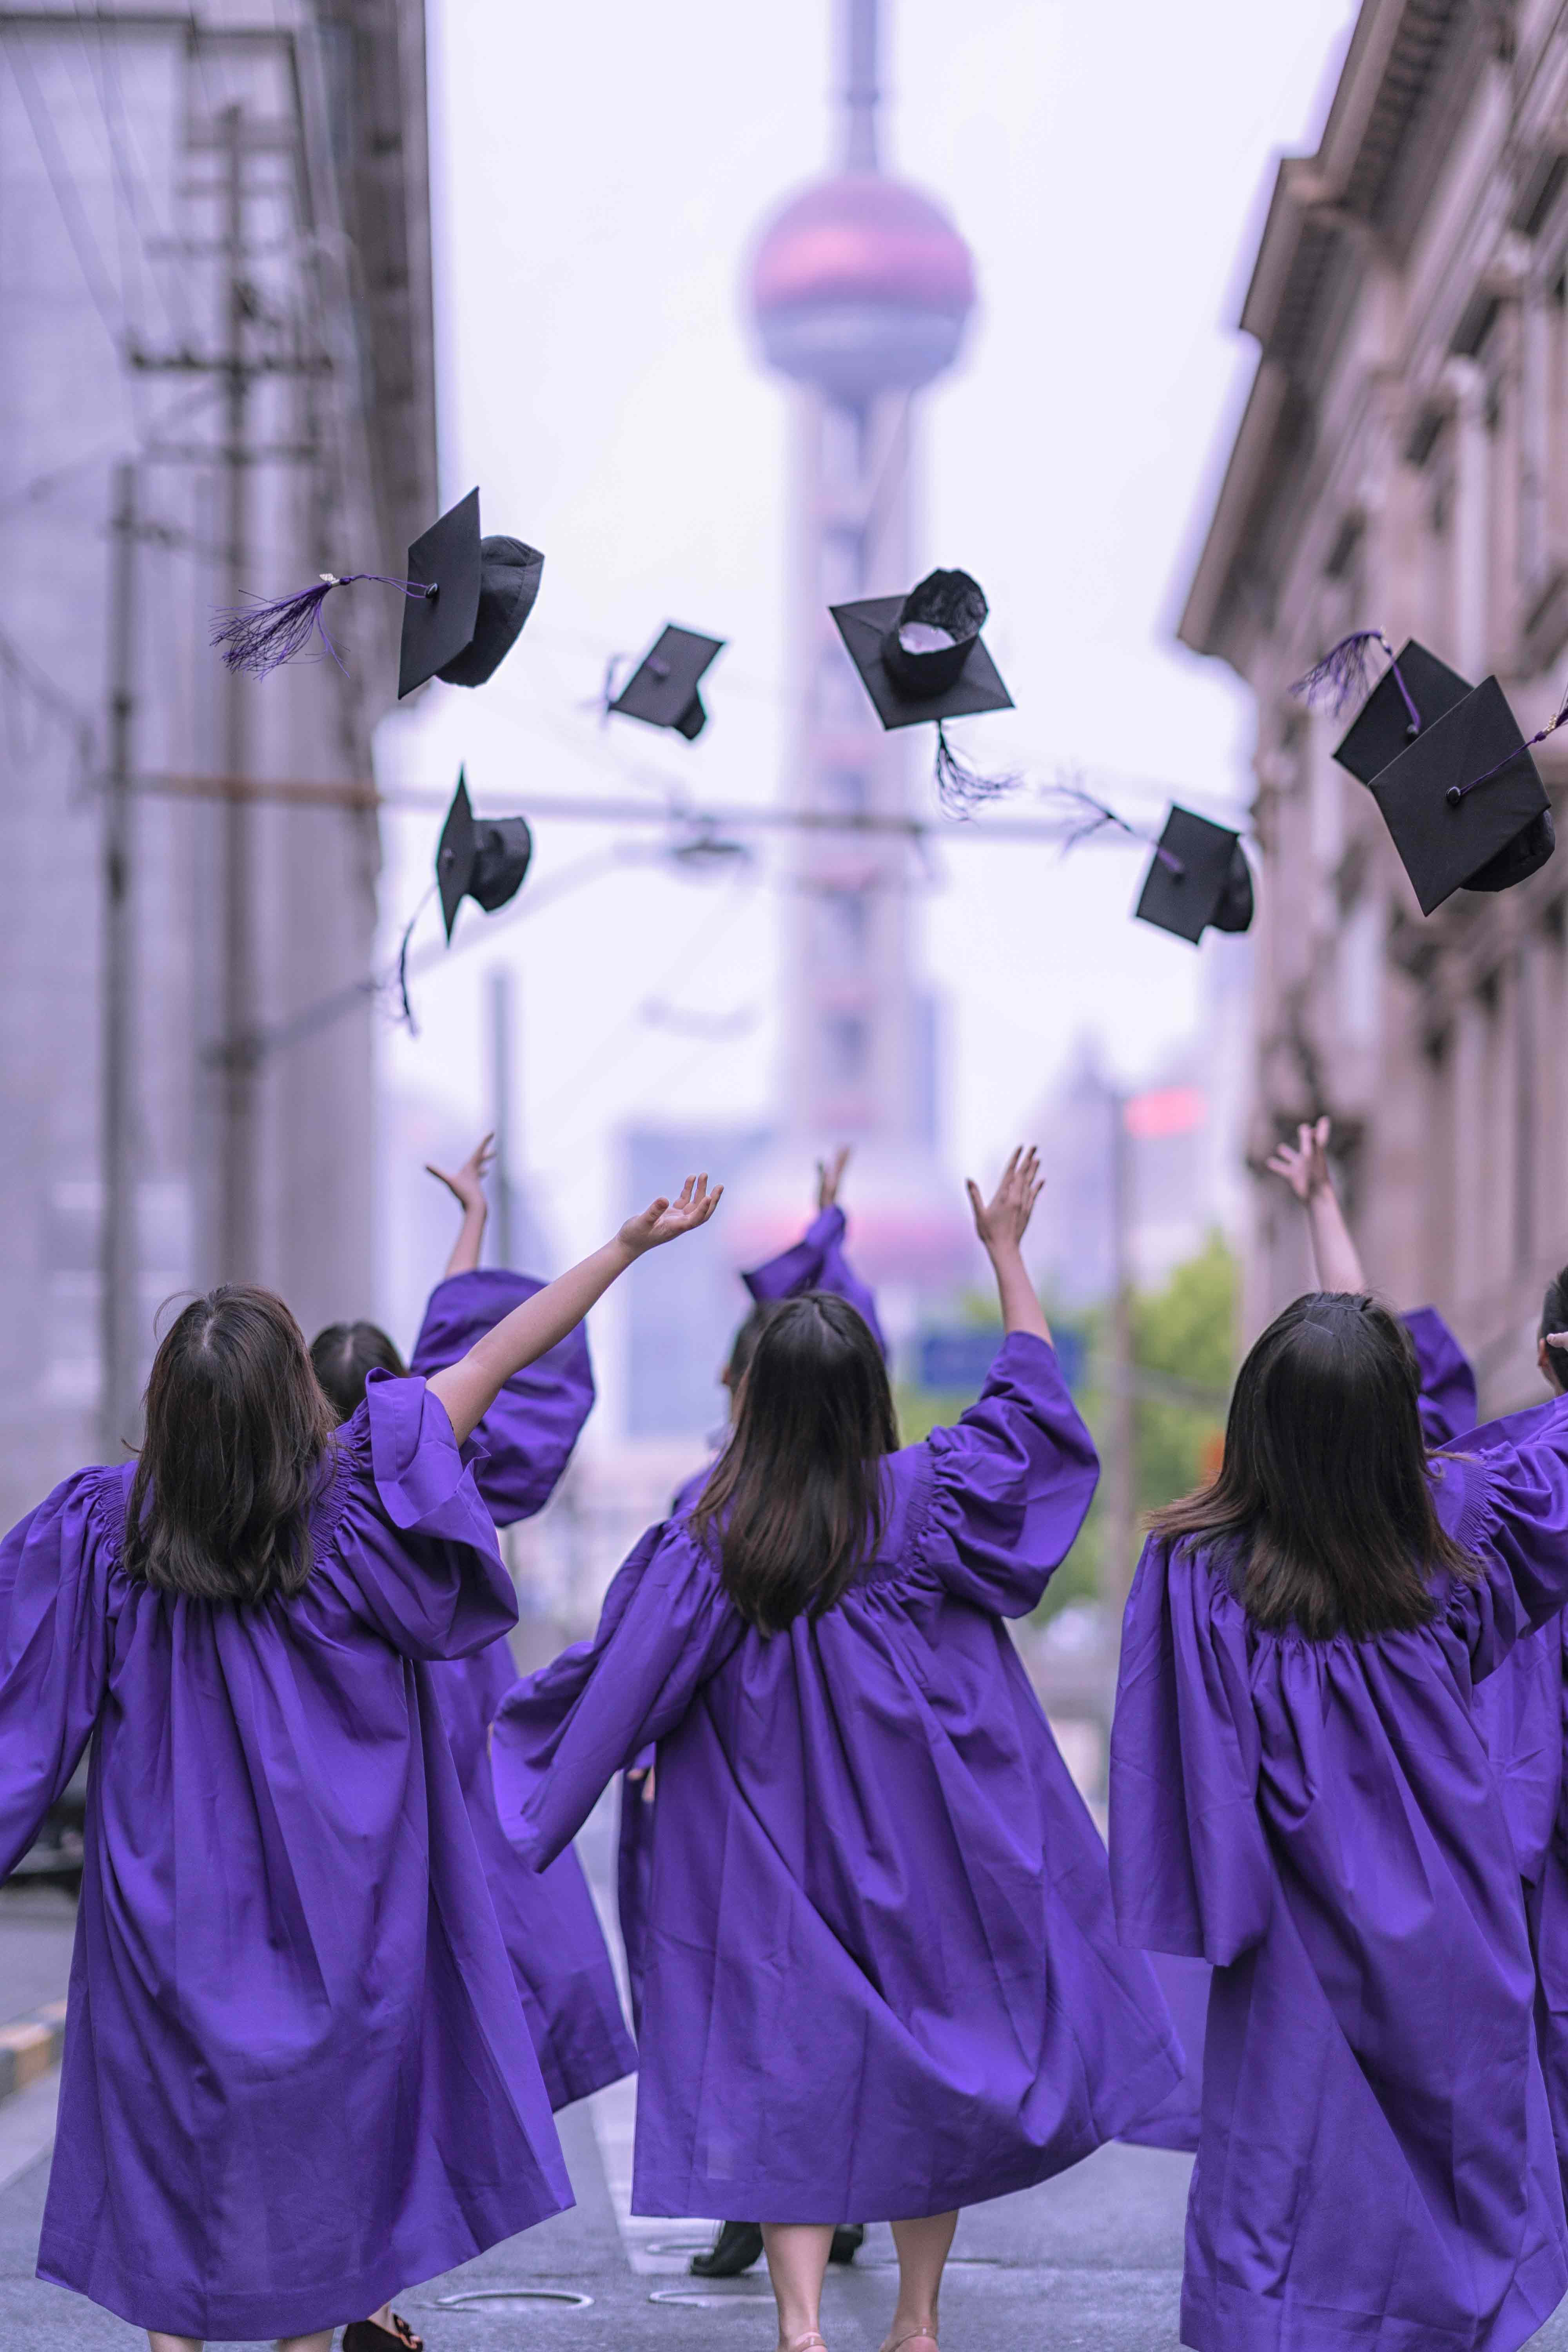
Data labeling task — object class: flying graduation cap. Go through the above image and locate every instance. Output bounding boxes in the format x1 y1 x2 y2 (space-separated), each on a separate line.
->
830 568 1016 811
212 488 543 698
607 626 726 740
435 771 533 942
1295 630 1555 910
1134 807 1254 944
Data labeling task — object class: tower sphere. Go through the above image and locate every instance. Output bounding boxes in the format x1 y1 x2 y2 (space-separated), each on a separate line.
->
750 171 976 402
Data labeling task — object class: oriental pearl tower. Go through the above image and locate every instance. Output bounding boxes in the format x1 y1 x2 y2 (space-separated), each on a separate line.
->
736 0 978 1327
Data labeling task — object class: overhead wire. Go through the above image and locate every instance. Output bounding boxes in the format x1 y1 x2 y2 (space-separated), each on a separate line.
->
2 30 124 356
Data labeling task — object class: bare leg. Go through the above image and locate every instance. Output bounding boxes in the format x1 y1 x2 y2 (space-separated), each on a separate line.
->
880 2210 958 2348
148 2335 201 2352
761 2221 834 2348
277 2334 335 2352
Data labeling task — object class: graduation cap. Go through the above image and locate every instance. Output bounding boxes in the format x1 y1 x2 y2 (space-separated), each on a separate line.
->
212 488 543 699
1134 807 1254 945
830 568 1015 812
435 770 534 942
608 626 725 740
1366 677 1554 915
1330 638 1470 785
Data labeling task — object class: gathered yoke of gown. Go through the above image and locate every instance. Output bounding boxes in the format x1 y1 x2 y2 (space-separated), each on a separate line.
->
0 1373 570 2344
495 1333 1181 2225
617 1203 886 2034
1111 1388 1568 2352
408 1270 635 2108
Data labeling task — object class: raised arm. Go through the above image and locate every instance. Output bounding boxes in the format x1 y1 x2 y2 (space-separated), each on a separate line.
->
741 1144 887 1356
426 1175 721 1444
1266 1116 1366 1293
966 1145 1051 1341
426 1132 495 1279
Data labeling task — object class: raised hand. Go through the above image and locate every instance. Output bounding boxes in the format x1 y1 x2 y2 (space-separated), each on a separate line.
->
426 1132 496 1213
618 1174 723 1258
1266 1116 1332 1205
816 1145 851 1214
966 1146 1044 1259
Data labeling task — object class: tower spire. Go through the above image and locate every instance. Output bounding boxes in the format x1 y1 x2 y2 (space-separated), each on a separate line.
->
842 0 880 172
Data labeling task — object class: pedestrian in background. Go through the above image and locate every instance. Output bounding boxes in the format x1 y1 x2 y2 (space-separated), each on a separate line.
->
0 1175 717 2352
493 1147 1180 2352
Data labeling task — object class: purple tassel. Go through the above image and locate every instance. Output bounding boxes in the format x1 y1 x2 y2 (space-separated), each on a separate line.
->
933 723 1022 818
211 571 430 679
1045 780 1184 876
1291 628 1422 733
1449 679 1568 805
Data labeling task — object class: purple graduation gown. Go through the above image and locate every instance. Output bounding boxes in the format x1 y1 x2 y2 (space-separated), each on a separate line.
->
2 1374 570 2342
409 1272 635 2109
1123 1305 1492 2162
1111 1398 1568 2352
495 1335 1181 2223
617 1205 887 2032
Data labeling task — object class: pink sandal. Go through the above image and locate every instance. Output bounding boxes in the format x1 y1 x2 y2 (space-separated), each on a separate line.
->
882 2332 939 2351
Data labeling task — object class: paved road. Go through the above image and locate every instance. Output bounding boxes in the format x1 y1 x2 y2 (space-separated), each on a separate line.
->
5 1837 1568 2350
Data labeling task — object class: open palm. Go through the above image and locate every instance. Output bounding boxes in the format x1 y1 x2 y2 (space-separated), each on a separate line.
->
619 1174 723 1256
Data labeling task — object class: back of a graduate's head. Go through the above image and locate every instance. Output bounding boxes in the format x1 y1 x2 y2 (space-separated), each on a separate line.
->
1540 1269 1568 1394
123 1286 338 1604
310 1319 407 1424
1149 1291 1474 1639
694 1291 897 1633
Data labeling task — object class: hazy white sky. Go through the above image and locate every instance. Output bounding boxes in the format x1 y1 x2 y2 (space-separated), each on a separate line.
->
375 0 1354 1274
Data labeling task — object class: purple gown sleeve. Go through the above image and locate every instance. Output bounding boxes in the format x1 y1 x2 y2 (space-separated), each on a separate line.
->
911 1332 1099 1616
409 1269 595 1526
1432 1394 1568 1677
0 1472 112 1879
491 1523 744 1871
742 1205 887 1357
1109 1536 1276 1963
1404 1306 1478 1449
321 1370 521 1661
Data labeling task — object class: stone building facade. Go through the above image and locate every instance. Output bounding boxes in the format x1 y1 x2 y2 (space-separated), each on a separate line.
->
1181 0 1568 1412
0 0 436 1520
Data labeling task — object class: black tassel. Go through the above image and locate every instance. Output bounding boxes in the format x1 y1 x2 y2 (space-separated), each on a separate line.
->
395 902 422 1034
933 723 1022 817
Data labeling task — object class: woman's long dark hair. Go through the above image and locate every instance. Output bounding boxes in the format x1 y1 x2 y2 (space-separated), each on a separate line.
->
310 1320 407 1424
1542 1268 1568 1392
1149 1291 1476 1638
122 1287 338 1603
693 1292 897 1632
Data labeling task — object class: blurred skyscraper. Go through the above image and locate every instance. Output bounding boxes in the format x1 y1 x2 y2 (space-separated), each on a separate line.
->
620 0 986 1440
0 0 435 1519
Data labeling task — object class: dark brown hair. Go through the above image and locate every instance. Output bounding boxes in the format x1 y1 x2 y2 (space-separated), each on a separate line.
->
122 1286 338 1603
693 1292 897 1632
310 1320 407 1424
1149 1291 1476 1639
1541 1269 1568 1393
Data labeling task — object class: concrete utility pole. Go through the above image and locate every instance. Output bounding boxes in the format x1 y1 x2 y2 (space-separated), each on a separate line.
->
1103 1091 1138 1628
488 967 516 1271
100 460 140 1459
218 102 258 1279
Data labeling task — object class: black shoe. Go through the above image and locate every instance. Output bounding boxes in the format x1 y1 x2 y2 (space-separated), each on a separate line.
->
829 2222 865 2265
343 2318 424 2352
690 2220 765 2276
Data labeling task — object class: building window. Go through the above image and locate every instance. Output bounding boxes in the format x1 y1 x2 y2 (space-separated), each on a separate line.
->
824 1011 867 1086
817 887 868 967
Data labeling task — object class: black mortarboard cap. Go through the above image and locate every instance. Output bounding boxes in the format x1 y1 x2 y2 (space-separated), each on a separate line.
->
1134 808 1254 945
829 569 1014 730
1333 638 1472 784
436 771 534 942
398 489 544 699
609 626 726 740
1367 676 1553 914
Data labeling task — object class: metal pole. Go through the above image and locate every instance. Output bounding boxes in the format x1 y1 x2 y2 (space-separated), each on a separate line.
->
100 460 140 1458
218 101 256 1278
488 967 515 1270
1103 1089 1137 1631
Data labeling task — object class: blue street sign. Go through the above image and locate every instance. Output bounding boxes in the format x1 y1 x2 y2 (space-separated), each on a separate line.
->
917 1325 1084 1394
